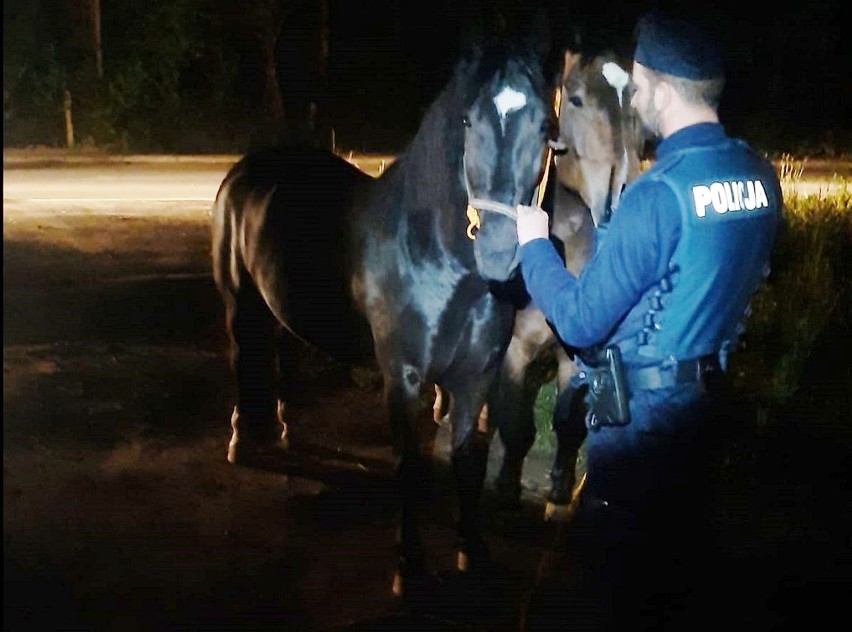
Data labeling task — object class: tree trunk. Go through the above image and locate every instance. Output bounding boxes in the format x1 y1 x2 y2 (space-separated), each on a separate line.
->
312 0 330 143
91 0 102 78
318 0 329 84
261 37 284 122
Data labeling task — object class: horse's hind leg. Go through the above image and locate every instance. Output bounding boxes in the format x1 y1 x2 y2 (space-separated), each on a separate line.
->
225 282 285 465
274 327 300 442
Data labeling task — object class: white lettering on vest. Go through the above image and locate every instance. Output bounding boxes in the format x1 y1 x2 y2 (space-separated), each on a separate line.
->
744 181 756 210
723 181 740 210
692 179 771 218
735 181 746 209
753 180 769 208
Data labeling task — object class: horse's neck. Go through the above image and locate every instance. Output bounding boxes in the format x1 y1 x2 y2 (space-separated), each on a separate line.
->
393 88 467 210
359 148 467 255
551 183 594 276
401 147 464 211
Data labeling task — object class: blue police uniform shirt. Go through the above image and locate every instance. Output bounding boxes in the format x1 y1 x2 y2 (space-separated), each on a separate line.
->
519 122 781 371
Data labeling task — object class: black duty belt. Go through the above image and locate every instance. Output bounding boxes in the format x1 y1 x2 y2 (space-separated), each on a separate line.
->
626 355 721 391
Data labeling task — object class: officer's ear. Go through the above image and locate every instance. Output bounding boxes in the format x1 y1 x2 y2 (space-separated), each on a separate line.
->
653 78 674 111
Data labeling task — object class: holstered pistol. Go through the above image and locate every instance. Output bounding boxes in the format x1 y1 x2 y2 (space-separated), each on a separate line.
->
586 345 631 429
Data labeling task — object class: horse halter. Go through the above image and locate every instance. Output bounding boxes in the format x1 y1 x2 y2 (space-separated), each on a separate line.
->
464 87 562 240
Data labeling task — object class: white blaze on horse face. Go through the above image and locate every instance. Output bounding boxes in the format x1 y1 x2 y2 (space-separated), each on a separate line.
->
494 86 527 133
601 62 629 107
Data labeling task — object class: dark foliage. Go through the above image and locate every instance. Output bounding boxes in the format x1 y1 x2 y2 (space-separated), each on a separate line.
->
3 0 850 154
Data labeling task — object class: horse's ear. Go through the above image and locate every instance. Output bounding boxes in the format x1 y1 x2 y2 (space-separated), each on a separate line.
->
459 40 484 73
566 23 583 54
454 39 484 92
528 7 551 60
562 50 582 84
460 23 485 61
460 12 486 59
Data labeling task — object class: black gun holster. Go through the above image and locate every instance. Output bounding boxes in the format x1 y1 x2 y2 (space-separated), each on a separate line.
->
573 346 631 430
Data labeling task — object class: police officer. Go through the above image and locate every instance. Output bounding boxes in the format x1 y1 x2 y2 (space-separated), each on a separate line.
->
516 9 782 628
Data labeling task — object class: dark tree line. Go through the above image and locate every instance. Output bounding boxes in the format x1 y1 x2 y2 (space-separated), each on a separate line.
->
4 0 335 152
4 0 849 155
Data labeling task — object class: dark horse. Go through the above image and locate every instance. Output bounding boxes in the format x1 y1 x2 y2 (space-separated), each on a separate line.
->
488 46 646 517
212 40 551 596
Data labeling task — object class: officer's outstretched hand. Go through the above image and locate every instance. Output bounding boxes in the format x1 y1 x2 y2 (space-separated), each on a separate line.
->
516 204 549 246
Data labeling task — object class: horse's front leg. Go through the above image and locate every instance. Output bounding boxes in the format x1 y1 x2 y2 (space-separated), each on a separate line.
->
490 335 537 507
384 368 430 598
449 380 495 573
544 347 588 520
492 307 554 507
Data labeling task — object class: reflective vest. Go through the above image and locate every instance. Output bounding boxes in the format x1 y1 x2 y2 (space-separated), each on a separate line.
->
613 138 781 366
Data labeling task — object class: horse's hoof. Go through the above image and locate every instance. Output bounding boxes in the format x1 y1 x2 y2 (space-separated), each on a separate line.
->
392 571 405 598
392 554 428 598
390 570 428 598
546 471 587 512
547 487 571 506
457 550 469 572
227 429 291 469
494 483 522 510
494 467 524 510
457 541 492 573
544 492 583 523
276 400 289 439
544 500 568 522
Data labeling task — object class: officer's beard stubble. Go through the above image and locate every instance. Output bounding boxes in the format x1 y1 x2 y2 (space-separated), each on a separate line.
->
636 97 661 140
634 76 662 140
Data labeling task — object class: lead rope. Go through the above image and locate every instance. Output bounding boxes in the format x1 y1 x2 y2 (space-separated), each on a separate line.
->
464 157 521 239
515 86 578 631
466 86 562 240
464 152 550 240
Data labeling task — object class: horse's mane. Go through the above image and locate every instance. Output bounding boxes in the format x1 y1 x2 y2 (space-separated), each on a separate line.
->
563 21 636 67
382 39 545 212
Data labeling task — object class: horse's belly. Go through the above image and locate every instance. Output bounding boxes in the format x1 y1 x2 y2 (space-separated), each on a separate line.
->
253 265 372 365
223 148 376 365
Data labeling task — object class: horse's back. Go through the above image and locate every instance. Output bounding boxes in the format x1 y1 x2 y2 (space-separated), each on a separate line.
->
212 145 376 364
215 146 367 222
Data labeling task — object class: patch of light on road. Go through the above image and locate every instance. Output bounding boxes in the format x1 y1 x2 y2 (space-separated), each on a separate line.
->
17 198 213 203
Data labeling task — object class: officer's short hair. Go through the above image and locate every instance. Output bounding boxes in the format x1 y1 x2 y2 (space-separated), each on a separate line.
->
650 71 725 110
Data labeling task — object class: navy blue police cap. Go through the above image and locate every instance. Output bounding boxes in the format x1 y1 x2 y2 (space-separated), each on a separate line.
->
634 10 724 80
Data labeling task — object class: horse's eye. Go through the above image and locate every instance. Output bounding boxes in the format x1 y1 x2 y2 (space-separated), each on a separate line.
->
462 115 471 128
568 95 583 108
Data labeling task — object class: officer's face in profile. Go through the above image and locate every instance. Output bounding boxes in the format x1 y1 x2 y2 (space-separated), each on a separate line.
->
630 63 661 139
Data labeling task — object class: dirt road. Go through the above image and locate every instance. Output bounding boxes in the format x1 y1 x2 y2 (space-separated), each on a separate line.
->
4 153 849 631
2 154 566 631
